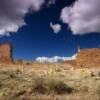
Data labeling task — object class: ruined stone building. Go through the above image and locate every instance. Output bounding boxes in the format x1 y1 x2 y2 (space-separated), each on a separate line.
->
0 43 13 63
66 46 100 68
0 42 99 67
76 48 100 68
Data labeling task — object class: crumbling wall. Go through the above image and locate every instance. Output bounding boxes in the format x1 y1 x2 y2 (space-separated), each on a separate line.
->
76 48 100 68
0 43 13 63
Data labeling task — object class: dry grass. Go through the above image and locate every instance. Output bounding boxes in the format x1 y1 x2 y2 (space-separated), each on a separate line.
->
0 62 100 100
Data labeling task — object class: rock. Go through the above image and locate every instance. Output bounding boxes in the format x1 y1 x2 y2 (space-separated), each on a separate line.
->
0 42 13 63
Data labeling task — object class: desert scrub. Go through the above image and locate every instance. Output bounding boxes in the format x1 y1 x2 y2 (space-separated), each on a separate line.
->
96 85 100 99
55 68 62 72
47 79 74 94
32 77 48 94
32 77 74 94
15 59 24 65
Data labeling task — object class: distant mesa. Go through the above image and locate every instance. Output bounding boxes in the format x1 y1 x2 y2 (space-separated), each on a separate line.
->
0 42 13 64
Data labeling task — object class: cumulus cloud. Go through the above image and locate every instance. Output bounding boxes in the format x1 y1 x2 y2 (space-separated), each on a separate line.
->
50 22 61 34
47 0 56 5
36 54 77 63
60 0 100 35
0 0 45 36
31 0 45 11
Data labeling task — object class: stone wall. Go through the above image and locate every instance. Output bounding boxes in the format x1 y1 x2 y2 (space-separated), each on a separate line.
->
75 48 100 68
0 43 13 63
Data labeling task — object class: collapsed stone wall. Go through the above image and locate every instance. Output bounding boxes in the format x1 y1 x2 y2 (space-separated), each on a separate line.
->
0 43 13 63
75 48 100 68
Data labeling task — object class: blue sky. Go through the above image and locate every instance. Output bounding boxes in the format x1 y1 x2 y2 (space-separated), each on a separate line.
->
0 0 100 60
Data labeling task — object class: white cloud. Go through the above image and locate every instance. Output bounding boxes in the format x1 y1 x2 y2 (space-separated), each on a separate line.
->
0 0 45 36
36 54 77 63
31 0 45 11
50 22 61 34
47 0 56 5
60 0 100 35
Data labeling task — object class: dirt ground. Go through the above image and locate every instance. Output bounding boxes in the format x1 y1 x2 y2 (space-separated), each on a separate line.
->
0 62 100 100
